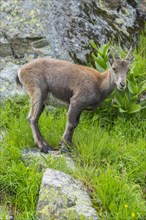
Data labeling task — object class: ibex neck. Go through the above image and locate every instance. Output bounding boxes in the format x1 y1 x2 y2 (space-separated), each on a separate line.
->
100 70 115 99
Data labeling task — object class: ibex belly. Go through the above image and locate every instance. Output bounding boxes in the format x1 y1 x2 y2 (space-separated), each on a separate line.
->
44 93 69 108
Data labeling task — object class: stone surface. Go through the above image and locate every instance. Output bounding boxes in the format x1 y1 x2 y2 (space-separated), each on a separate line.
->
0 32 12 57
21 148 75 171
0 0 145 62
36 168 98 220
0 0 145 99
0 62 24 99
22 150 98 219
137 0 146 16
0 205 14 220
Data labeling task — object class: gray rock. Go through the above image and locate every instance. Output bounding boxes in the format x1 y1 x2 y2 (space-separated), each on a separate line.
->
0 0 145 63
0 31 12 57
0 205 14 220
36 169 98 220
0 61 24 99
21 148 75 171
0 0 145 99
138 0 146 16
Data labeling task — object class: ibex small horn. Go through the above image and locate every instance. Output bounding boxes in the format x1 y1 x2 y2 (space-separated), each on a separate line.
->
111 46 120 59
125 46 132 60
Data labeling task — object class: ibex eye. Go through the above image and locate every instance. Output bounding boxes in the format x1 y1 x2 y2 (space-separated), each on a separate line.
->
113 67 117 72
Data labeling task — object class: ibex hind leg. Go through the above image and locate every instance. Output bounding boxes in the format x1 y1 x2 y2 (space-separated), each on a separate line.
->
27 90 53 153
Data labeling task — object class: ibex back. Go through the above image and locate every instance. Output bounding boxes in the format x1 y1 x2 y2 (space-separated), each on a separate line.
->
16 48 132 153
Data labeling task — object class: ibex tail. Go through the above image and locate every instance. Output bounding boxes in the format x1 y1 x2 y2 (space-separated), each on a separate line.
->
16 70 22 88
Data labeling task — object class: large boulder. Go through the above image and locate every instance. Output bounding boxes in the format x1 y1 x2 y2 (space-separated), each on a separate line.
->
0 0 145 62
0 0 145 99
36 168 98 220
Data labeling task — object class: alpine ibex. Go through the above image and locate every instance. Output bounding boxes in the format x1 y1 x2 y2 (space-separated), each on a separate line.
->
16 47 132 153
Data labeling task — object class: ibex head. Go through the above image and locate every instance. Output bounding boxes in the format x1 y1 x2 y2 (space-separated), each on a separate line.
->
109 47 133 91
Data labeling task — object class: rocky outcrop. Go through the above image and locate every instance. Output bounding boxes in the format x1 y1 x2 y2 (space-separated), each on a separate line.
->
0 0 145 99
36 168 98 220
0 0 145 62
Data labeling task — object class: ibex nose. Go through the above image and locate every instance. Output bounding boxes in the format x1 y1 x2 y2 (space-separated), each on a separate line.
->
120 82 125 88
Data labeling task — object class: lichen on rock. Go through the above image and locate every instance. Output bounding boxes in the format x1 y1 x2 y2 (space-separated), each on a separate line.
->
1 0 145 63
36 168 98 220
0 0 145 100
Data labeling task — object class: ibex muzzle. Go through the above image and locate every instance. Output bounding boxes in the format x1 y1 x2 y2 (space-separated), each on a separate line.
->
16 47 133 153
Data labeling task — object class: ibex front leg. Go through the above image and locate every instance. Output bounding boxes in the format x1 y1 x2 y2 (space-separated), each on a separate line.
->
60 99 83 153
27 91 53 153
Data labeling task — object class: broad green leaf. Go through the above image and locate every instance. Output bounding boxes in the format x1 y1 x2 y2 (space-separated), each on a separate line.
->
128 79 146 96
104 56 109 63
91 52 97 60
112 104 120 108
131 95 138 101
90 40 98 50
128 103 142 114
98 51 104 59
128 80 137 94
103 42 110 56
99 45 105 54
114 92 125 106
119 108 128 113
141 80 146 91
124 93 131 109
95 62 105 72
95 57 107 70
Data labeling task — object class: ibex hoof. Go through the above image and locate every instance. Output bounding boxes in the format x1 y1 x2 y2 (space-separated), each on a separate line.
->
40 145 53 154
60 145 71 154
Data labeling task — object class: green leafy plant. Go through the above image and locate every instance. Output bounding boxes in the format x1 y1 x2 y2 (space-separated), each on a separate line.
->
90 40 110 72
90 36 146 114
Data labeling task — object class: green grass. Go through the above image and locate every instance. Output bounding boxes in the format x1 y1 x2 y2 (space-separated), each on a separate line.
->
0 34 146 220
0 97 146 220
74 112 146 219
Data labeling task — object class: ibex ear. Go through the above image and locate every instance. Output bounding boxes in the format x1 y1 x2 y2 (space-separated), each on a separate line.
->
108 53 114 66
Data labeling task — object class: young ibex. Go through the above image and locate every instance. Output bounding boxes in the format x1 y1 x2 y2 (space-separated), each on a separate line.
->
16 47 132 153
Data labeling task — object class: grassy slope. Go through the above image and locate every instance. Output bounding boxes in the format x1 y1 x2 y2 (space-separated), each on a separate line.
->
0 37 146 219
0 102 145 220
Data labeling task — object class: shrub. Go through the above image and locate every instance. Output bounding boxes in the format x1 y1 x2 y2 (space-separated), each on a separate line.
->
90 35 146 114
